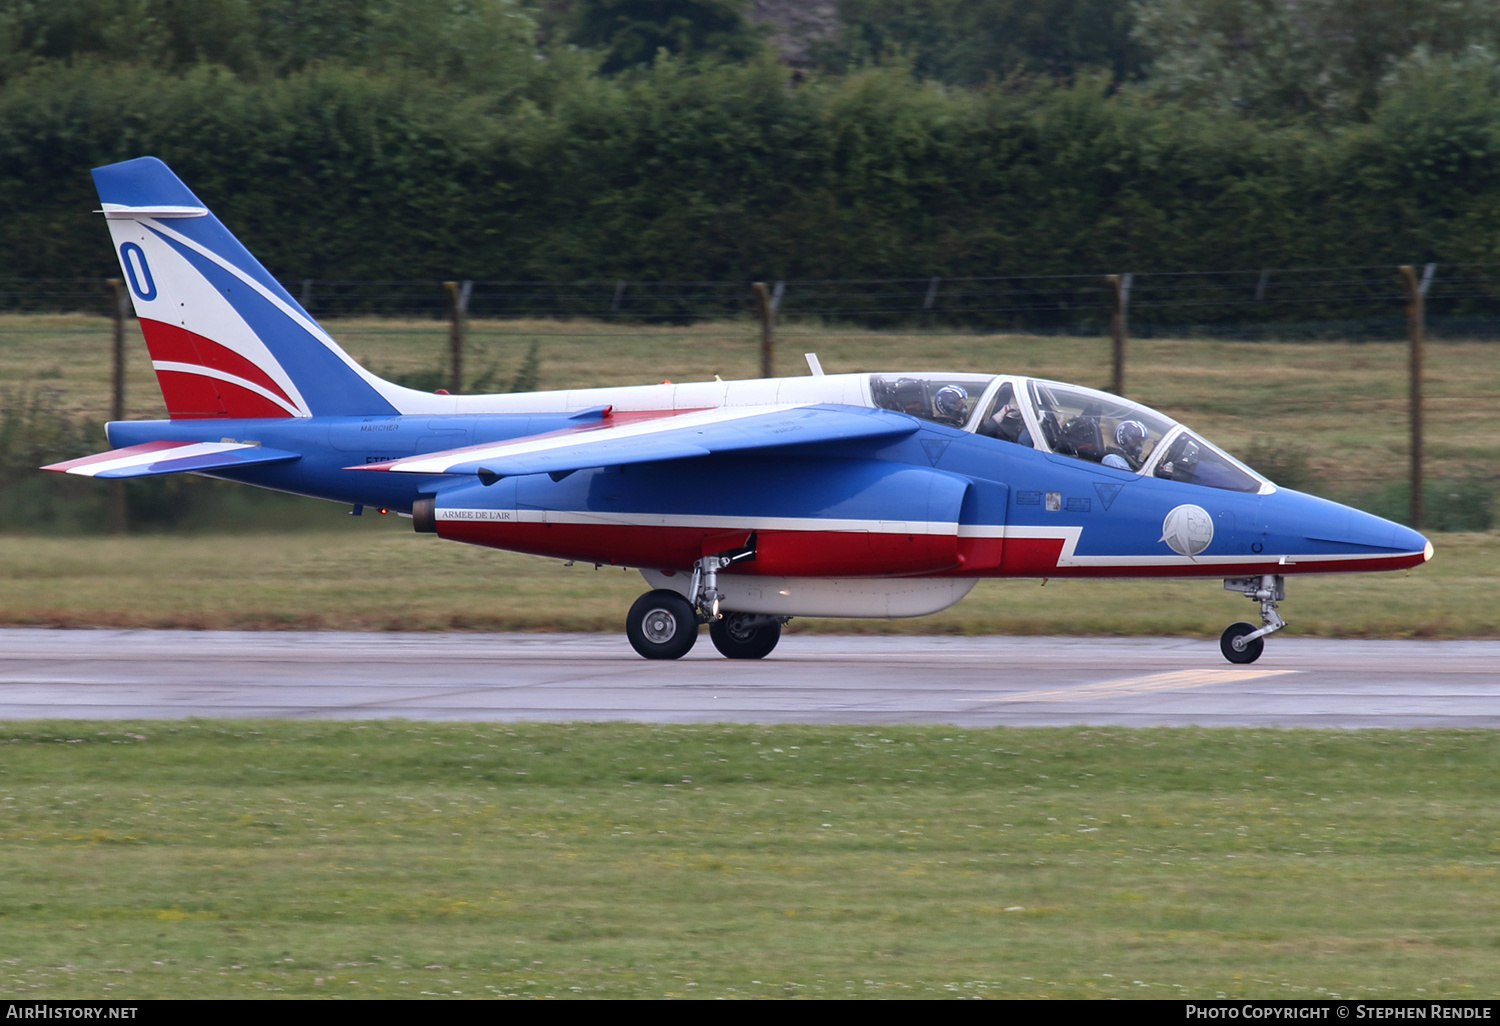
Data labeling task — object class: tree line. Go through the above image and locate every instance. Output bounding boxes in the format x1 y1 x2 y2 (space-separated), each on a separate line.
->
3 0 1500 284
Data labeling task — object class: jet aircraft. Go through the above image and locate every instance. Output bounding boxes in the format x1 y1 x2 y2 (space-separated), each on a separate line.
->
45 157 1433 663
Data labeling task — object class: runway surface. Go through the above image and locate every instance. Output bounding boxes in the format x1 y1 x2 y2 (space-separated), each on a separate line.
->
3 628 1498 727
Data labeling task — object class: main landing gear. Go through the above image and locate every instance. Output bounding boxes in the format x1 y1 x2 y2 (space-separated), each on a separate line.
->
626 590 699 660
1220 574 1287 664
709 613 783 660
625 554 788 660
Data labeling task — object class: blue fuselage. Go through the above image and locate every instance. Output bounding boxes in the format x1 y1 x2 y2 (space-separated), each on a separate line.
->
108 413 1428 580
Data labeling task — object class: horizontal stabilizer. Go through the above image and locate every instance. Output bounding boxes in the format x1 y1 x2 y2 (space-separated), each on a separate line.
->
355 404 920 479
43 441 301 479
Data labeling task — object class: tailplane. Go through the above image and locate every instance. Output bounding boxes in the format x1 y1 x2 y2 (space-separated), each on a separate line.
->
93 157 402 419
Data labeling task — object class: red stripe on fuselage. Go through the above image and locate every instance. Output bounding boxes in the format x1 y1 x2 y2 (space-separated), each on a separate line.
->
437 519 1426 579
437 520 961 577
139 319 295 418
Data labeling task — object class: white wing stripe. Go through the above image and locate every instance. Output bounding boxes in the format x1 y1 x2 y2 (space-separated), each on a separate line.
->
384 404 808 474
62 442 254 477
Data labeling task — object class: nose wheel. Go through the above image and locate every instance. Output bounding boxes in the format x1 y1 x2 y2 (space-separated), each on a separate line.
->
1220 575 1287 664
1220 621 1265 664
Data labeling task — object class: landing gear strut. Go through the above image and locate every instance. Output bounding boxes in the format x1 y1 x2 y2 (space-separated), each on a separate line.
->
1220 574 1286 664
626 549 785 660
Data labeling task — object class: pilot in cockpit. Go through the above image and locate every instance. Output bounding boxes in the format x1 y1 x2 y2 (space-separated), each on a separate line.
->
1102 419 1149 471
1058 408 1106 462
978 383 1033 447
932 385 969 426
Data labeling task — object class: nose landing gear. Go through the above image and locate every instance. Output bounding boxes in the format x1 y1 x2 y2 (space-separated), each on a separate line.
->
1220 575 1286 664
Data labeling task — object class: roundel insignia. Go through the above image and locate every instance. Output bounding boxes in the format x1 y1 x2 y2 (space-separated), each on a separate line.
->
1160 504 1214 557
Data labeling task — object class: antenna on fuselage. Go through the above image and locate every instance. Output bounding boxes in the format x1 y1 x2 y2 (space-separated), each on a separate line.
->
805 353 825 376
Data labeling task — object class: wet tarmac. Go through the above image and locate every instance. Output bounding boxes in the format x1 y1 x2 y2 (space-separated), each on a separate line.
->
3 629 1498 727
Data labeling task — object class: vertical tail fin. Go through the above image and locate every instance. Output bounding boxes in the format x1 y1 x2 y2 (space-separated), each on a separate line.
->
93 157 399 419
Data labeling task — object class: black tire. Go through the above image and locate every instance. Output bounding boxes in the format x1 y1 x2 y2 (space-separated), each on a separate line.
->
626 590 699 660
709 613 782 660
1220 621 1264 664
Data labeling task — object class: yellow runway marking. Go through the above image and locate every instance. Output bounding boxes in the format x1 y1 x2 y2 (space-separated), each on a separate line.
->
962 668 1299 704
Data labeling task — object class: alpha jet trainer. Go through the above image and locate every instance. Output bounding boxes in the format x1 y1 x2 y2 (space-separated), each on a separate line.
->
47 157 1432 663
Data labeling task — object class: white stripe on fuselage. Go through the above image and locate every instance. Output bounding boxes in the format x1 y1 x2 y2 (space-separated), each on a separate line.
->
961 523 1418 567
436 508 958 535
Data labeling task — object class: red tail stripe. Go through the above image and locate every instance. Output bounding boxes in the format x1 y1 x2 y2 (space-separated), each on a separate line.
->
139 319 295 409
156 371 293 420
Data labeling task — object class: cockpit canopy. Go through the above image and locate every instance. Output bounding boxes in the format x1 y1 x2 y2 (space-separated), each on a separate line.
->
868 373 1271 494
869 374 995 428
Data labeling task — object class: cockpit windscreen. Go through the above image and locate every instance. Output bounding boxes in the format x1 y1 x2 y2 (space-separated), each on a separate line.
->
1024 379 1268 493
1028 380 1175 471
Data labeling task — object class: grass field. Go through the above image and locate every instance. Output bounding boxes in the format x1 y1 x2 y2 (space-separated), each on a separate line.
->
0 527 1490 637
1 720 1496 1000
4 312 1500 497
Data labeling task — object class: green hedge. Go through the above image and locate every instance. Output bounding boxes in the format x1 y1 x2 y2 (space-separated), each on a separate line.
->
4 58 1500 286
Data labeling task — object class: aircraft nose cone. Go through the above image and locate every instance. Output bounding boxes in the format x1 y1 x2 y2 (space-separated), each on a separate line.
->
1267 489 1432 569
1392 522 1433 562
1336 504 1432 560
1345 507 1430 559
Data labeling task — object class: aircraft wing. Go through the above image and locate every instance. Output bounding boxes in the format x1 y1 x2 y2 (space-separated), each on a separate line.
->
356 404 920 480
42 441 302 478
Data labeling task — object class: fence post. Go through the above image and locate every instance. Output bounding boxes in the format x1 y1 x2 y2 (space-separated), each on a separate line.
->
752 281 774 378
443 280 470 393
108 278 129 535
1398 264 1435 529
1107 273 1132 396
923 276 941 310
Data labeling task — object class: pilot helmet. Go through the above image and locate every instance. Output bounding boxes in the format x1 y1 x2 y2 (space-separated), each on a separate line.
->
1115 419 1148 454
933 385 968 421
